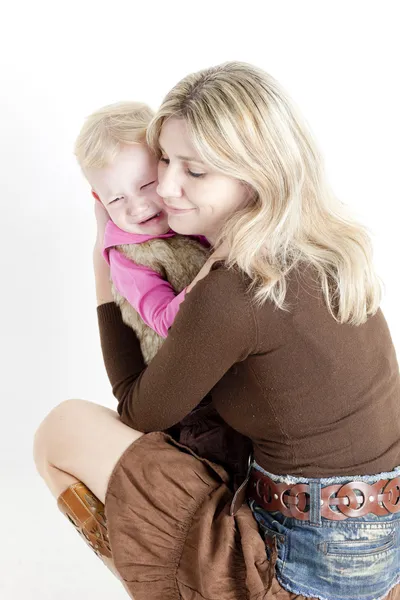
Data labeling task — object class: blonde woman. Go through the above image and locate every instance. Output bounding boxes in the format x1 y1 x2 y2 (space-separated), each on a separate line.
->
34 62 400 600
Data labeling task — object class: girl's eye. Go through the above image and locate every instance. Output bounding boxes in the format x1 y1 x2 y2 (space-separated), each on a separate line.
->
188 169 205 178
110 197 122 204
140 180 156 190
159 157 169 165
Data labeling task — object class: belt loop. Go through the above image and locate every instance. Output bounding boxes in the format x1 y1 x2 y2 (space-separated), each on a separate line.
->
230 452 252 516
308 480 322 527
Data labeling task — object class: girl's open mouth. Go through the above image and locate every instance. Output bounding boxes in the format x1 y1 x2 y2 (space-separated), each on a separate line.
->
138 212 162 225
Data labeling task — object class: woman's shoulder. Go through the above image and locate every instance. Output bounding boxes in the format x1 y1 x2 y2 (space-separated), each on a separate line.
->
198 262 251 301
179 263 257 343
176 264 258 352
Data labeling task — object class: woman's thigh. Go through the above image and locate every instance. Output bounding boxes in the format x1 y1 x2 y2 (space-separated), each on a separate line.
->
34 399 143 503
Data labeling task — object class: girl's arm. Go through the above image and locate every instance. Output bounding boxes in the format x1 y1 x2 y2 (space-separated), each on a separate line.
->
109 249 186 338
109 247 227 335
94 198 186 337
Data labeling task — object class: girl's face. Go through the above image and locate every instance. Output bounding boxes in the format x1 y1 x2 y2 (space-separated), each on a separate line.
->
157 118 250 243
86 143 168 235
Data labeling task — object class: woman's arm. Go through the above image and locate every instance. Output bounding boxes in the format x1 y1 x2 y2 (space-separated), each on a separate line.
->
93 199 113 305
92 200 256 432
93 249 113 305
97 267 257 432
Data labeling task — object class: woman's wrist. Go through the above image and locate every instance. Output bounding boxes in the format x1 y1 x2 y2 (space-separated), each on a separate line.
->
93 247 113 306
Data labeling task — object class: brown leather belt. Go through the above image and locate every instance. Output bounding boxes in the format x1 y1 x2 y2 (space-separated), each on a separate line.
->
247 468 400 521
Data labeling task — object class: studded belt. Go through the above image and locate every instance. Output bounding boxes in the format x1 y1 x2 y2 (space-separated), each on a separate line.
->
247 468 400 521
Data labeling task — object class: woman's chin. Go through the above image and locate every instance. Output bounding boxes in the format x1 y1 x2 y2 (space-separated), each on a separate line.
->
166 216 194 235
167 224 190 235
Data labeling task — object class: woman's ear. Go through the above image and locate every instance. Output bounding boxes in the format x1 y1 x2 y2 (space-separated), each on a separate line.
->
91 190 101 202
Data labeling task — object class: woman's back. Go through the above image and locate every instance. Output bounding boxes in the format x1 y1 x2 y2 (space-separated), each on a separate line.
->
209 265 400 477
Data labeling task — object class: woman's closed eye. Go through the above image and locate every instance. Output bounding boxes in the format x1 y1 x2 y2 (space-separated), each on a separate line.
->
187 169 205 178
159 156 205 179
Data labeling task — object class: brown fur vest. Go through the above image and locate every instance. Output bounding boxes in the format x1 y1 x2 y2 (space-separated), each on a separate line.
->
111 235 208 363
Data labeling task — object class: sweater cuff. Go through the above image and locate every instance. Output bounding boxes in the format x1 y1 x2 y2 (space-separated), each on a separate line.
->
97 301 121 325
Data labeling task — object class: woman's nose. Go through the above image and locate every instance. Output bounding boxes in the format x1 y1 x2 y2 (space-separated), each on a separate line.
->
157 166 182 199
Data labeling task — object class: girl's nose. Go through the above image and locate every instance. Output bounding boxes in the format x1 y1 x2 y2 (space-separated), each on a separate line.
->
129 196 149 216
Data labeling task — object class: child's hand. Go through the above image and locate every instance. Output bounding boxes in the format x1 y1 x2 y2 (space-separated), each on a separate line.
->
94 200 110 252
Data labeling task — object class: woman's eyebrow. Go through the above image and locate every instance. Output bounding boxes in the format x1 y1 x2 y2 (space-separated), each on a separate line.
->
159 143 205 164
177 154 205 164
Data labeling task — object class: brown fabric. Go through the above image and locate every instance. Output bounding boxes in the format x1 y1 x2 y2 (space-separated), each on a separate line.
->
103 431 400 600
97 264 400 477
104 431 274 600
167 394 253 488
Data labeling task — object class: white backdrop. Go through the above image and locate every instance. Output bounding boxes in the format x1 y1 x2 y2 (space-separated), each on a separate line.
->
1 1 399 598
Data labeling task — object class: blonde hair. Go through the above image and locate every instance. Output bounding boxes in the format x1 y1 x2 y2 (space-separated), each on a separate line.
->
147 61 382 325
75 101 154 169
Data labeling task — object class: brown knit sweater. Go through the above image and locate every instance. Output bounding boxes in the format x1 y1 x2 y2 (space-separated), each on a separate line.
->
97 264 400 477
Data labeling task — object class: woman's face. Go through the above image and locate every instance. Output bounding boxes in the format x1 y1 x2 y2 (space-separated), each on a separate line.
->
157 118 250 242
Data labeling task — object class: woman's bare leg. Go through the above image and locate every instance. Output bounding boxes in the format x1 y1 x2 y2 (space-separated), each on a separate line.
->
33 399 143 587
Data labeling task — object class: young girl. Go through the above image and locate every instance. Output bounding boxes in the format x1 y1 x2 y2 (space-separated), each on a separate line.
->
75 101 210 359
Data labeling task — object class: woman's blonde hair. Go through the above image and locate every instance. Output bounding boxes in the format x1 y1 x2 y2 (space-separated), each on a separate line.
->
75 101 154 169
147 61 381 325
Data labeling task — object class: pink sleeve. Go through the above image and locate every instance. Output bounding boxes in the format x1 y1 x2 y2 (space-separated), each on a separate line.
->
109 248 186 338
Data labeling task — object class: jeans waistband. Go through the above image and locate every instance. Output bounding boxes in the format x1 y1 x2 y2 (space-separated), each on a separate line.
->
251 461 400 486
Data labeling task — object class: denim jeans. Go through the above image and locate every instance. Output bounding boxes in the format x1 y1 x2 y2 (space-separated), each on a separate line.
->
249 462 400 600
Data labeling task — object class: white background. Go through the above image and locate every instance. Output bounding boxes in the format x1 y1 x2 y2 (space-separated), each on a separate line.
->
1 1 399 598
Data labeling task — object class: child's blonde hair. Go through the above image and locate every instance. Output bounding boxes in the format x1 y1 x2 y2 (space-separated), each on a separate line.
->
75 101 154 169
147 61 382 325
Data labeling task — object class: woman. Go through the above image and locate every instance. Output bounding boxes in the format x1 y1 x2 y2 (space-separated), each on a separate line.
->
34 62 400 600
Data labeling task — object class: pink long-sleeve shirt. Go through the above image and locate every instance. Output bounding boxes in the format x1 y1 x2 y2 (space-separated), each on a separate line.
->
103 220 206 338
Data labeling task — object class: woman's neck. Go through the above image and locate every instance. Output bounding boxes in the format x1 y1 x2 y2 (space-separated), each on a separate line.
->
202 229 217 247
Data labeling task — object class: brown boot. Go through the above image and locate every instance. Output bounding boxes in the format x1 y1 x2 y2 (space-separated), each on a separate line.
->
57 482 112 560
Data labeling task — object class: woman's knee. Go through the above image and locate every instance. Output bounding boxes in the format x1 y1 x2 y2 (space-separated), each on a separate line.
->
33 399 96 474
33 398 143 500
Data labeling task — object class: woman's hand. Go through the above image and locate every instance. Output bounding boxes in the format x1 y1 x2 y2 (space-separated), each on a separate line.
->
92 201 113 305
94 199 110 253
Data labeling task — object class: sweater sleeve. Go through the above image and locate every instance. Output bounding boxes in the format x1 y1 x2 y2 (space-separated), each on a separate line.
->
109 249 186 338
97 267 257 432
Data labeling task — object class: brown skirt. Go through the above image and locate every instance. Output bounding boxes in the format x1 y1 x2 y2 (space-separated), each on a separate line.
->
104 432 400 600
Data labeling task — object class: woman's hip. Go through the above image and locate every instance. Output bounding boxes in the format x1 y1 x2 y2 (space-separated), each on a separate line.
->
248 461 400 600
